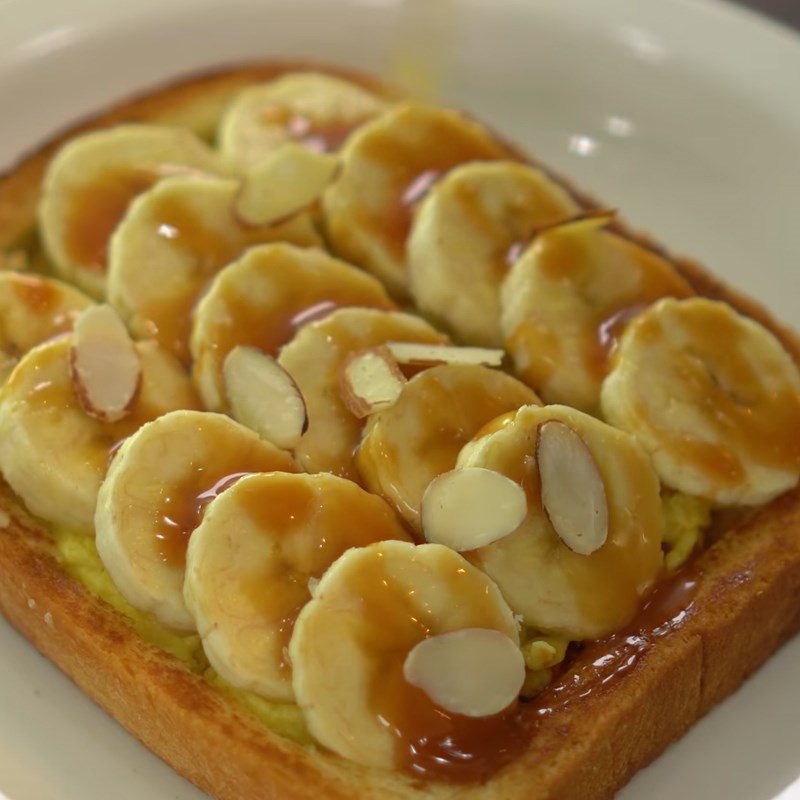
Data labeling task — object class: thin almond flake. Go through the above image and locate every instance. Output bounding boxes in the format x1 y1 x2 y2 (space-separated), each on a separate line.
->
339 346 406 418
385 342 503 369
70 304 141 423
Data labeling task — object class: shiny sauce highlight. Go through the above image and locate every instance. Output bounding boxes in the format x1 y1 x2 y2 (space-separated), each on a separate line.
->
535 228 693 383
261 106 369 153
236 475 409 672
354 550 527 781
64 168 156 273
208 274 392 366
356 114 509 258
533 567 701 717
156 468 251 566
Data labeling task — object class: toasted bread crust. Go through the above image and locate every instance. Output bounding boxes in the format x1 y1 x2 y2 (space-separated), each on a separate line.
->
0 62 798 800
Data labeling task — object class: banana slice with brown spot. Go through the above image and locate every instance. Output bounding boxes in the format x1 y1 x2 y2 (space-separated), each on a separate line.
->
457 403 664 640
600 297 800 506
218 72 389 169
277 308 446 480
290 540 522 772
184 472 411 701
407 161 578 346
106 175 320 363
38 125 228 298
95 410 295 630
190 243 394 411
0 271 93 382
0 337 199 530
501 216 693 413
323 104 512 296
357 364 538 533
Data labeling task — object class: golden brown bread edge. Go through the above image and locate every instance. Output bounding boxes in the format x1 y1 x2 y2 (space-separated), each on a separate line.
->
0 61 798 800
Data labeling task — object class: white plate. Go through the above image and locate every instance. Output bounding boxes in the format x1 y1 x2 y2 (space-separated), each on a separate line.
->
0 1 798 798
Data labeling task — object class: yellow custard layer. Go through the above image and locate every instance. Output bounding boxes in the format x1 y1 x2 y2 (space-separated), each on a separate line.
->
48 490 707 744
52 525 312 745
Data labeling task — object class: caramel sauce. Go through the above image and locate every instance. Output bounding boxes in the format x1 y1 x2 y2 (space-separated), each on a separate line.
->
27 370 192 474
532 568 701 717
356 547 700 783
379 661 526 782
288 114 367 152
140 193 315 362
11 273 60 313
357 114 509 258
474 408 664 634
472 409 519 440
156 469 250 566
261 106 368 152
642 306 800 483
349 548 527 781
140 195 264 363
531 229 693 386
535 230 586 282
207 267 394 369
64 168 156 272
364 369 535 527
410 370 535 479
448 179 574 280
237 477 315 671
8 274 80 343
290 313 446 482
154 439 296 567
507 320 563 386
235 475 410 672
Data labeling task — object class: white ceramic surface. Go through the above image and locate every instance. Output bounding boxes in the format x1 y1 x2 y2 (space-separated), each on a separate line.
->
0 0 798 798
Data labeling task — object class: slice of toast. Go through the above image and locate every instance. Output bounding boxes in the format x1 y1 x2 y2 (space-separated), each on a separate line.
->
0 62 798 800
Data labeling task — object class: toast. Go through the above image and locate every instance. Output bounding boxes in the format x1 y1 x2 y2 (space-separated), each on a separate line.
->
0 62 798 800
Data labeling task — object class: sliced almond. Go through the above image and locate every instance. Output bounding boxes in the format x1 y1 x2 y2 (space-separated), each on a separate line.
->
339 346 407 419
223 345 308 449
536 207 616 238
385 342 503 369
536 420 608 555
421 467 527 551
70 304 141 423
234 143 341 226
403 628 525 717
507 209 617 266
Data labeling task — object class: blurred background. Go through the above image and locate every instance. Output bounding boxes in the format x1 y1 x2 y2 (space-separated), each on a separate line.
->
741 0 800 27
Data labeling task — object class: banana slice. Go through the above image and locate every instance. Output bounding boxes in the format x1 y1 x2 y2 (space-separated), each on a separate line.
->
323 104 512 296
184 472 410 701
107 175 321 362
218 72 388 169
407 162 578 346
457 403 663 639
0 337 199 530
290 540 521 771
357 364 539 533
95 410 296 630
190 243 394 410
277 308 446 480
600 298 800 506
501 218 693 413
0 271 93 382
38 124 227 298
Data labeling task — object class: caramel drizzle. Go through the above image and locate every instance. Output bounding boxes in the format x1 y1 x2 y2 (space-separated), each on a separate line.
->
532 567 702 717
156 469 251 566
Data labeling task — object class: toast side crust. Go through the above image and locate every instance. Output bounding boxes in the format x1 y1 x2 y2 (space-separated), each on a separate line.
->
0 62 799 800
